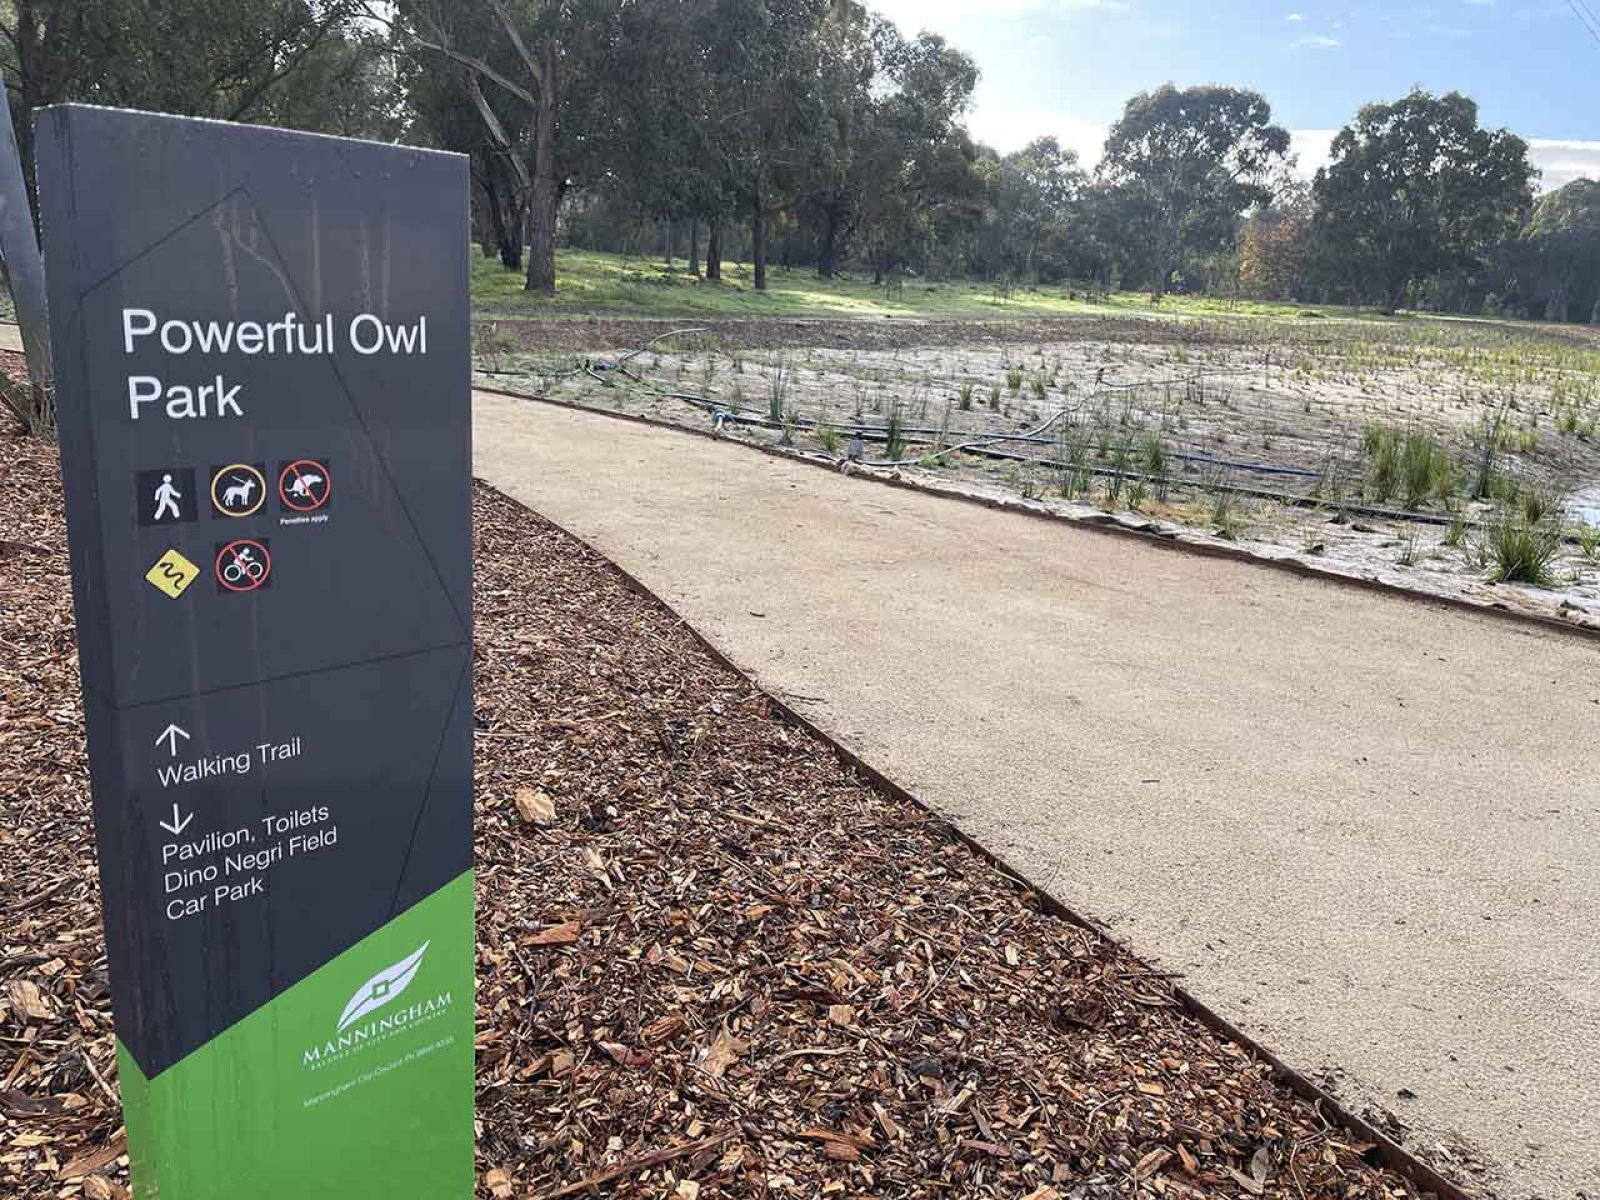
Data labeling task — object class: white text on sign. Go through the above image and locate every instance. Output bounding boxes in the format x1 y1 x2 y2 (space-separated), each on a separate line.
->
120 309 430 420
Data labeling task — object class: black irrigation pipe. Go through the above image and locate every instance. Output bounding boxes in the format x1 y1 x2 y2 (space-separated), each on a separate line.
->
483 344 1545 533
663 388 1323 480
483 336 1333 484
477 325 714 384
908 442 1466 529
495 366 1319 481
476 381 1600 647
655 393 1461 528
596 357 1328 483
671 392 1079 475
1092 366 1261 390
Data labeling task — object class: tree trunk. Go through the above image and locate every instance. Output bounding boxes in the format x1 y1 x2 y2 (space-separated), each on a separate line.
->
662 219 674 268
817 214 842 278
752 208 769 291
706 218 722 281
818 215 847 278
1382 276 1407 315
13 0 45 227
498 217 522 271
479 171 522 269
524 39 560 295
472 176 496 257
688 218 701 277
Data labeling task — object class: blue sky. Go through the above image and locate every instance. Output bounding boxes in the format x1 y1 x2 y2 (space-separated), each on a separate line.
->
870 0 1600 188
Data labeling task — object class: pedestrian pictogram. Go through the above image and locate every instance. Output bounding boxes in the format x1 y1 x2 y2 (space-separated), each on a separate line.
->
136 468 197 526
278 458 331 512
215 539 271 592
210 464 266 518
145 548 201 598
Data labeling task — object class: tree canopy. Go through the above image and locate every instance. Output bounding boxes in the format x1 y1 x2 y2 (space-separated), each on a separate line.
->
0 5 1591 321
1098 84 1290 297
1312 88 1533 312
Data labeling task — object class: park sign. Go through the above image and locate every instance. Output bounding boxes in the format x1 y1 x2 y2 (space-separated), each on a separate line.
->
36 105 474 1196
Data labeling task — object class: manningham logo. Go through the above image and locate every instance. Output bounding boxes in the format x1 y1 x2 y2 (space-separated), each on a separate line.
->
301 941 455 1071
338 942 429 1032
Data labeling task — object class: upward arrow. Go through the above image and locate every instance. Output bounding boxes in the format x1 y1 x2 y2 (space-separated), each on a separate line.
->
155 723 190 757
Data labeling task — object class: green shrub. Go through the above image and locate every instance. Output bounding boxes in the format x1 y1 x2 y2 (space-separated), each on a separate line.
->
1399 434 1454 509
1361 424 1454 508
1140 432 1167 477
1578 523 1600 561
1480 504 1563 586
1397 523 1420 566
1210 488 1241 539
1519 483 1565 528
1363 424 1402 503
767 359 789 424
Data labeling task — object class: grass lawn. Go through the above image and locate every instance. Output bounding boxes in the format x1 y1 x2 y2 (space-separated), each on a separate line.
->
470 247 1366 323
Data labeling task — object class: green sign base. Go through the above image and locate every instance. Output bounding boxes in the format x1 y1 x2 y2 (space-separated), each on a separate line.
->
118 873 475 1197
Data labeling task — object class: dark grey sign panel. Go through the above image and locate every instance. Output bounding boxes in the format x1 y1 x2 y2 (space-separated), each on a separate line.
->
38 105 474 1195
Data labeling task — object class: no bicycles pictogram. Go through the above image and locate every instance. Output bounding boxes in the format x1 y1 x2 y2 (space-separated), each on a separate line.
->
214 539 272 593
278 459 331 513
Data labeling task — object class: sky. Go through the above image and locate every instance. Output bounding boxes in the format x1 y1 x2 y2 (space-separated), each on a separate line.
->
868 0 1600 189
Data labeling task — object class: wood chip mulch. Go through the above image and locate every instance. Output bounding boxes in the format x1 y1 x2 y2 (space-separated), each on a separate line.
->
0 428 1423 1199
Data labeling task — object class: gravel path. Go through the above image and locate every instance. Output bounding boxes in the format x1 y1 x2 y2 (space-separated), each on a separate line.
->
475 391 1600 1200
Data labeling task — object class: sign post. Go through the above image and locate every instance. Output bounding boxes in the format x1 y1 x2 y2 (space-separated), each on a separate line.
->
36 105 474 1197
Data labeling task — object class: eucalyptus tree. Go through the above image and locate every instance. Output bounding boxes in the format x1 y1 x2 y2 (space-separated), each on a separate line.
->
699 0 827 290
1312 89 1532 313
387 0 619 294
1098 83 1289 296
851 29 982 282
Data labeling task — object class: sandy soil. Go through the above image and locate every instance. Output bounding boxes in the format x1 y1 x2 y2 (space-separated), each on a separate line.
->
475 391 1600 1200
476 314 1600 626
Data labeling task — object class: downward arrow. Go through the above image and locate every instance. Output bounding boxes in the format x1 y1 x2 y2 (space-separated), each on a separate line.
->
155 723 190 757
159 804 193 837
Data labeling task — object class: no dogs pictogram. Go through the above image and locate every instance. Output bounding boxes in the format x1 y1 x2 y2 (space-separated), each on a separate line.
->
278 459 331 512
214 539 272 592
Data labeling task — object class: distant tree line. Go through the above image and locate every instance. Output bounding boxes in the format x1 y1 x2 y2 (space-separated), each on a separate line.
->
3 0 1594 322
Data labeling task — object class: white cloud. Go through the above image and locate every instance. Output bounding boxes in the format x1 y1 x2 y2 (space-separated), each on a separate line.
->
1285 130 1599 190
964 106 1112 164
1289 128 1338 174
964 115 1600 192
1293 34 1342 47
1286 10 1304 19
1528 139 1600 190
869 0 1125 30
